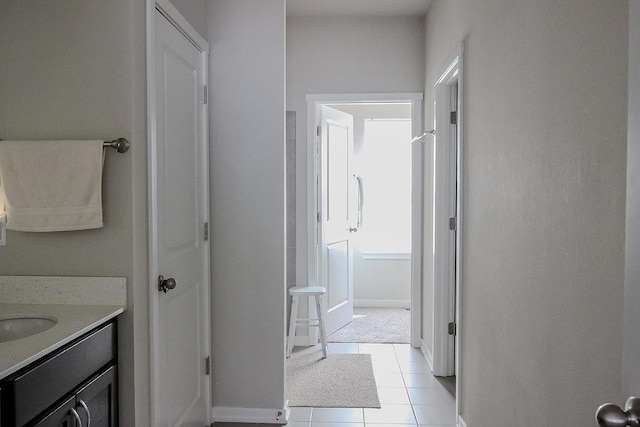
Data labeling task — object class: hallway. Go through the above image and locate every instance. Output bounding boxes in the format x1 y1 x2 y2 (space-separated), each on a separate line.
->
287 343 455 426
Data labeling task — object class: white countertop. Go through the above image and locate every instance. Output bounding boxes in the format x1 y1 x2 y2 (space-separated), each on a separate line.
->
0 303 124 380
0 276 127 380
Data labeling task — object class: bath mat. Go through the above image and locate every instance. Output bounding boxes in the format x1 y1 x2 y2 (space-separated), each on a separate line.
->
286 351 381 408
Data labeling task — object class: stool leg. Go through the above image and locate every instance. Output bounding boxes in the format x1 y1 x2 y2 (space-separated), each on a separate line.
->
315 294 328 358
287 294 299 358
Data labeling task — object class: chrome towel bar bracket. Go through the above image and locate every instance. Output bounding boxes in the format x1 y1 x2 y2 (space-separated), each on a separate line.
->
104 138 130 153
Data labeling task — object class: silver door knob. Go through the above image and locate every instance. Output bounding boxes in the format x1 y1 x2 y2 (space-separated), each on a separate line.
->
348 227 358 233
596 397 640 426
158 275 177 293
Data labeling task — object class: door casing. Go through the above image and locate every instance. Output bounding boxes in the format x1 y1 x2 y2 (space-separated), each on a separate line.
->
305 93 424 347
430 43 464 424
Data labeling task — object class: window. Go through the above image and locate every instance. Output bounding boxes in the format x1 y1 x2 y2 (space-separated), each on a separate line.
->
357 119 412 255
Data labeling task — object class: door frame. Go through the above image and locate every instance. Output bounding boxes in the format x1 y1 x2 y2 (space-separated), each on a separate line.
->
306 92 424 347
146 0 211 424
431 43 464 416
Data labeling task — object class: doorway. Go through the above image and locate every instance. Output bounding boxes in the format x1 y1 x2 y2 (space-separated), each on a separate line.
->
305 93 424 348
430 46 463 411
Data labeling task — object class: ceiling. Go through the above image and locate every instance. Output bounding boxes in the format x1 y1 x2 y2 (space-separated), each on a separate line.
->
286 0 434 17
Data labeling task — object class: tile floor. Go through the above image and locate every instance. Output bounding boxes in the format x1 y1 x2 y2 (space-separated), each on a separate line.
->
286 342 456 427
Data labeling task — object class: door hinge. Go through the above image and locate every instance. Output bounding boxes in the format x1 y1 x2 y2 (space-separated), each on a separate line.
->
204 222 209 241
449 217 457 231
205 356 211 375
317 125 321 137
450 111 457 125
448 322 457 336
202 85 208 104
317 212 321 223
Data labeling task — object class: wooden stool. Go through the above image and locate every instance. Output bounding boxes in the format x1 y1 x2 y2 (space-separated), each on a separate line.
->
287 286 328 358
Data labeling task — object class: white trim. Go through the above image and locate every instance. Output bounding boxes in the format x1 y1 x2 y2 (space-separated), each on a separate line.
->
421 339 434 371
431 45 462 378
354 299 411 308
458 415 468 427
154 0 208 52
307 92 423 103
212 405 289 425
361 252 411 260
306 93 424 351
146 2 211 426
454 43 465 427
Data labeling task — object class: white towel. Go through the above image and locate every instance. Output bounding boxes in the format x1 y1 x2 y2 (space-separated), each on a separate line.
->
0 140 104 232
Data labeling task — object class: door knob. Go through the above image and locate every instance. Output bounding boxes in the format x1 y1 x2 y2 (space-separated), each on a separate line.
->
348 227 358 233
158 275 177 293
596 397 640 426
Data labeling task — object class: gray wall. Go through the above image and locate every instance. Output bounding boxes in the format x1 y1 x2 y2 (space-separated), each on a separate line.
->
208 0 287 414
0 1 148 425
424 1 628 426
624 0 640 398
169 0 208 40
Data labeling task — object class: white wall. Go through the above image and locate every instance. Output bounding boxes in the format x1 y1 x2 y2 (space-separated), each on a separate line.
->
424 1 628 426
623 0 640 398
287 14 425 295
208 0 287 417
330 103 412 306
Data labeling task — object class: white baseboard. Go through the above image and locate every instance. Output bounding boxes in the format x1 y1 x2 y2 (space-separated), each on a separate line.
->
458 415 468 427
211 403 289 425
354 299 411 308
421 339 434 372
293 334 311 346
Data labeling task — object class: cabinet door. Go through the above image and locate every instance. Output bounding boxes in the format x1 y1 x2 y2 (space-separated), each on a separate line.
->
30 396 77 427
75 365 117 427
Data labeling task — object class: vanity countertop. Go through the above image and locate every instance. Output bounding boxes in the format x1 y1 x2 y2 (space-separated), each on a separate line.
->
0 303 124 380
0 275 127 380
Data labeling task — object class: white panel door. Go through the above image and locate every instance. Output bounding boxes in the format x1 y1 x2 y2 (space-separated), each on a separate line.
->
152 9 210 426
319 106 355 335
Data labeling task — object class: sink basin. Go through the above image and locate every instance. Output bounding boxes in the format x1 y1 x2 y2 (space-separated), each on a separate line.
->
0 315 57 343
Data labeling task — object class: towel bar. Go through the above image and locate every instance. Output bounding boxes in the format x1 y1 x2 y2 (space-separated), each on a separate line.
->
0 138 130 154
103 138 130 153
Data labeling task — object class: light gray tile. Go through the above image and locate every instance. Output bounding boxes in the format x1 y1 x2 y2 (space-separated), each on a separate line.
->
374 373 405 388
399 361 430 374
394 344 426 362
364 405 417 424
327 342 359 354
311 408 364 423
377 387 410 405
311 423 364 427
289 407 313 422
407 387 455 406
413 404 456 425
402 373 439 388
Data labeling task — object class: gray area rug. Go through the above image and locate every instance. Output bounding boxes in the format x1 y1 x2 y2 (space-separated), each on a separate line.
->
287 351 381 408
328 308 410 343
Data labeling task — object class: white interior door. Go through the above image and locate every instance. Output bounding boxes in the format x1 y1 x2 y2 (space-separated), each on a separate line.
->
151 7 210 426
319 106 355 335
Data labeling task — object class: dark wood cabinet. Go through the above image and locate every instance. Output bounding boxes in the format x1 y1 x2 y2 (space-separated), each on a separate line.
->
0 320 118 427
